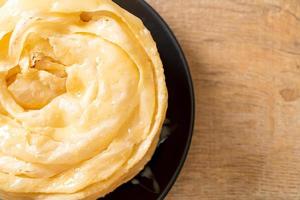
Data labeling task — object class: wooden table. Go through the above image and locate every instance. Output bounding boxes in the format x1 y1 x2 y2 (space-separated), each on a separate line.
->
146 0 300 199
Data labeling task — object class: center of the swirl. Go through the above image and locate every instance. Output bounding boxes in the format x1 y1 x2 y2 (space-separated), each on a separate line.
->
6 55 67 110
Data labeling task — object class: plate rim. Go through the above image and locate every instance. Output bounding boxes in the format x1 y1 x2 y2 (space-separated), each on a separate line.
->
137 1 196 199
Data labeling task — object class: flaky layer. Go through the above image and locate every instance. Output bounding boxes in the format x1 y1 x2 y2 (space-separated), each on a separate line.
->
0 0 168 199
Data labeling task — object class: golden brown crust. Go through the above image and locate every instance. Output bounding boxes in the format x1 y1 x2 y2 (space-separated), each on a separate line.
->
0 0 167 199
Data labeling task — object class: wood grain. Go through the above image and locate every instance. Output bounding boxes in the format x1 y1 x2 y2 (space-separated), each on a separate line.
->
145 0 300 199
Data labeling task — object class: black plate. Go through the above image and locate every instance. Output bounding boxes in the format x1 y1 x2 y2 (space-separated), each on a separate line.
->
102 1 195 199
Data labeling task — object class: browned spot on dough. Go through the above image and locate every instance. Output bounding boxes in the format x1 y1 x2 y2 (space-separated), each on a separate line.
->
80 12 92 22
280 88 300 102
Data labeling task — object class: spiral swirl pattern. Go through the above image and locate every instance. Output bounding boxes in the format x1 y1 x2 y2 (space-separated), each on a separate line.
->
0 0 168 199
